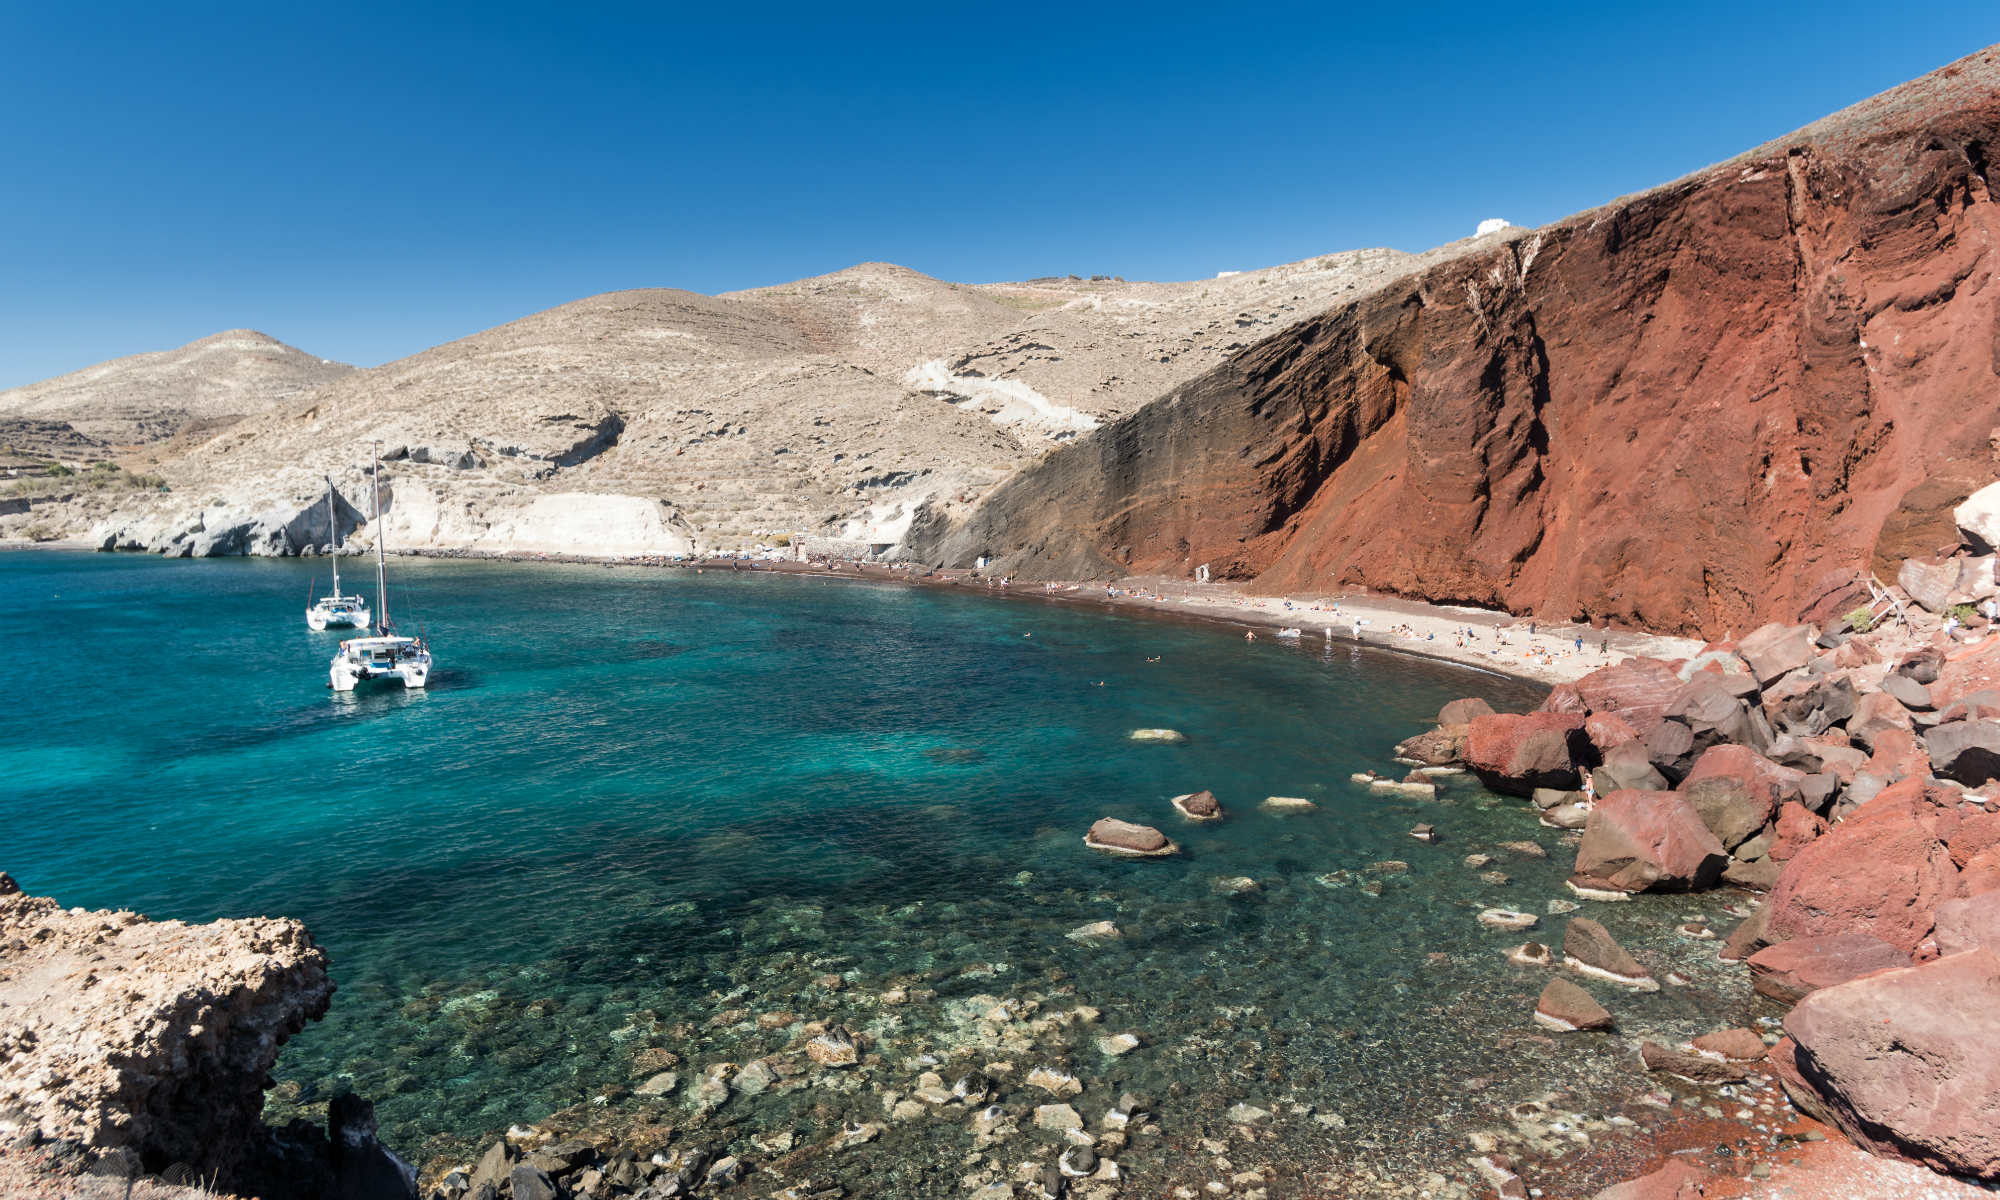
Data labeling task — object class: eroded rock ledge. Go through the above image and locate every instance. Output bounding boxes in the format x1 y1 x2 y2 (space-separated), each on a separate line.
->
0 871 332 1179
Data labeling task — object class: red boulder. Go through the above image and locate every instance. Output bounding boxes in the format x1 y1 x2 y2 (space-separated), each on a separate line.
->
1766 797 1958 953
1676 744 1800 851
1464 712 1587 797
1783 949 2000 1179
1747 934 1911 1005
1574 657 1683 736
1574 789 1729 893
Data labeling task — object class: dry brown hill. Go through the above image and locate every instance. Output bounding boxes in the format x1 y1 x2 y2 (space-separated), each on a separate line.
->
30 252 1423 556
0 330 353 446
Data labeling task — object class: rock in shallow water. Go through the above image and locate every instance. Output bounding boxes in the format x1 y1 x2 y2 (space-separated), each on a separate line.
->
1534 979 1613 1032
1082 817 1179 857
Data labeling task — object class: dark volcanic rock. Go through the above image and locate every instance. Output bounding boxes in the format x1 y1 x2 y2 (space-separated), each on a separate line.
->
1782 949 2000 1179
1676 744 1799 851
1927 719 2000 785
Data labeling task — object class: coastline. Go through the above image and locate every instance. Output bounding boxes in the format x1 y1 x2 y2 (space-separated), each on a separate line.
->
0 538 1701 687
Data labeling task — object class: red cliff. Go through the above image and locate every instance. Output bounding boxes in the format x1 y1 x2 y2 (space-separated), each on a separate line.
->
911 47 2000 638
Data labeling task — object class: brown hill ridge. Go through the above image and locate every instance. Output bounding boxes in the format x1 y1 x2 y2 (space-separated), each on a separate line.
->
0 330 354 445
910 44 2000 638
19 252 1422 557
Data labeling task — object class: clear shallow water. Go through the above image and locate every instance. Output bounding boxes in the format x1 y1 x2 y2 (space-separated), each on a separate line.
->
2 551 1756 1193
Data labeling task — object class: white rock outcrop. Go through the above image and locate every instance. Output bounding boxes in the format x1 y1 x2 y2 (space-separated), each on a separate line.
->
1957 481 2000 554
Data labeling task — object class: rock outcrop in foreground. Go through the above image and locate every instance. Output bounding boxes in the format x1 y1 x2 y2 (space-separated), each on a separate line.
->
0 872 333 1179
912 46 2000 639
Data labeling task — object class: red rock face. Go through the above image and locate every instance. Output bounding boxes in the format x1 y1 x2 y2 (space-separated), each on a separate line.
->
916 48 2000 639
1783 949 2000 1179
1747 933 1911 1004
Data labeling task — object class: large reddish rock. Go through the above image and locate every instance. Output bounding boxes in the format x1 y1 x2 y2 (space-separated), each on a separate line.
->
1782 949 2000 1179
1676 744 1800 851
1463 712 1586 796
1534 978 1614 1032
1935 893 2000 955
1964 847 2000 898
1736 623 1817 687
1766 794 1958 952
1083 818 1179 857
1846 691 1914 752
1898 555 1961 613
1438 697 1495 726
1747 934 1912 1004
1952 810 2000 869
1594 739 1668 793
1769 802 1828 860
1573 657 1682 736
908 51 2000 642
1573 789 1729 893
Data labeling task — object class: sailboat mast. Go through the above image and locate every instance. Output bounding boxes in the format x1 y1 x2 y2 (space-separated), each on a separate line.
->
326 477 341 597
372 443 389 633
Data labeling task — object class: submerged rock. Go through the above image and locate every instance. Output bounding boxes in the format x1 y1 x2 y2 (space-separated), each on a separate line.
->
1478 909 1539 931
1534 979 1613 1032
1563 918 1658 990
1128 728 1188 744
1259 795 1317 812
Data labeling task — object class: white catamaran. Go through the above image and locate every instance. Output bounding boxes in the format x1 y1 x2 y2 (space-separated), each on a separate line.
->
305 477 371 631
330 446 432 692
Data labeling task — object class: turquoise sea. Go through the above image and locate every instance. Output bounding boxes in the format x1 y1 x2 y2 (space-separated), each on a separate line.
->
1 551 1756 1193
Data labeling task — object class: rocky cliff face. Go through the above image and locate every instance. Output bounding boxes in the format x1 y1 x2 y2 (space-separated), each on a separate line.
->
0 872 333 1179
912 47 2000 639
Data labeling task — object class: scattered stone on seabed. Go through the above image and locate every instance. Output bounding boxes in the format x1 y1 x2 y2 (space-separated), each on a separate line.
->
1410 823 1439 842
1546 898 1581 914
1172 789 1225 820
1496 840 1548 858
1534 978 1615 1032
1372 778 1437 799
1469 1152 1528 1200
1677 921 1715 940
1259 795 1317 812
1563 918 1660 990
1026 1065 1083 1096
1464 853 1494 869
1639 1040 1750 1084
1211 875 1259 895
1479 908 1539 931
1690 1028 1768 1062
1096 1032 1142 1057
1507 942 1554 967
1129 728 1189 743
1227 1102 1273 1125
634 1070 679 1096
1066 919 1121 946
1035 1103 1084 1133
1480 870 1511 885
1083 817 1180 857
807 1027 860 1068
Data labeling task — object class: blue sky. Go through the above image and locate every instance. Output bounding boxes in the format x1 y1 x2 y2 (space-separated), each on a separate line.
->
2 2 1996 387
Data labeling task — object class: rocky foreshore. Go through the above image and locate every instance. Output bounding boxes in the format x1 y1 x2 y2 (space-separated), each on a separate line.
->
1386 495 2000 1195
0 872 413 1200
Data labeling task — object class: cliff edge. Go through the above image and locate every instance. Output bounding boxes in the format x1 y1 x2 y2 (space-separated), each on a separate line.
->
910 46 2000 639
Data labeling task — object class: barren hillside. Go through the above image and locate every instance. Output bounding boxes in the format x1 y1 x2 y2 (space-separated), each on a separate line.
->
0 330 353 445
21 252 1422 556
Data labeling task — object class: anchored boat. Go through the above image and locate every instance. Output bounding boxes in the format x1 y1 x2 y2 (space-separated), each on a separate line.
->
330 445 432 692
305 477 371 631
